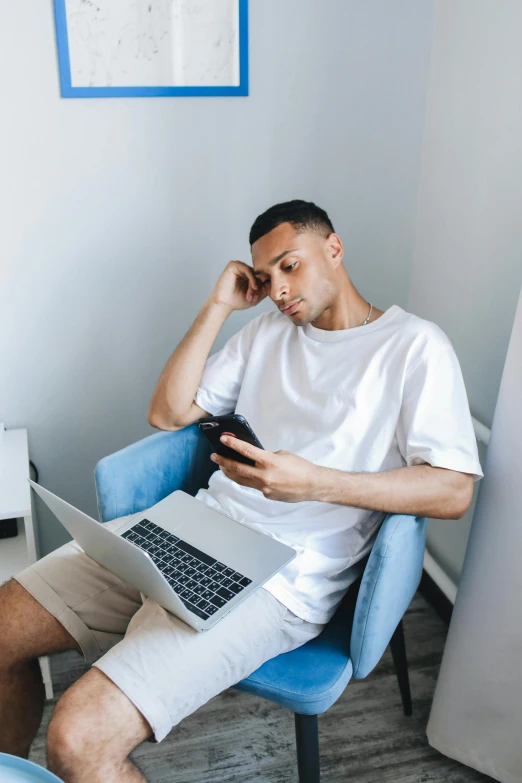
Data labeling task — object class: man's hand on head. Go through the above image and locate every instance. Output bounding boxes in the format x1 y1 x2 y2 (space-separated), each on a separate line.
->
210 435 320 503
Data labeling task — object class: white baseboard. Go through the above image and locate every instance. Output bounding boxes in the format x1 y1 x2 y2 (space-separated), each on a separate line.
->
423 549 457 605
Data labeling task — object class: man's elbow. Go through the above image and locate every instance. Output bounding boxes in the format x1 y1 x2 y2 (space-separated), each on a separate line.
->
148 404 175 431
147 408 162 429
147 402 188 431
147 405 164 429
453 474 475 519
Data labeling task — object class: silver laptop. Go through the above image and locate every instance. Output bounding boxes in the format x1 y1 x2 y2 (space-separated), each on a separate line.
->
28 480 296 632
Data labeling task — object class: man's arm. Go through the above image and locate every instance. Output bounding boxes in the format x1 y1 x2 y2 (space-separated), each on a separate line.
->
313 463 474 520
210 436 475 519
148 298 231 431
148 261 263 430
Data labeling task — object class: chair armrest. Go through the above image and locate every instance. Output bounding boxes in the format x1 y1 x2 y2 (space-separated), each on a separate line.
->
350 512 427 679
94 424 216 522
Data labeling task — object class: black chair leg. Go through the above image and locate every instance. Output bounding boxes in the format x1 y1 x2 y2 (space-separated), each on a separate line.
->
294 713 320 783
389 618 412 715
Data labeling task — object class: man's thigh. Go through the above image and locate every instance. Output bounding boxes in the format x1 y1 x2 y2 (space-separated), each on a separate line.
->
12 515 143 663
0 579 81 664
93 588 324 744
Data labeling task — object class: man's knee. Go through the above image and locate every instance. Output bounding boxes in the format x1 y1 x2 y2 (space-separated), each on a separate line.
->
47 705 95 777
0 578 79 667
47 668 152 773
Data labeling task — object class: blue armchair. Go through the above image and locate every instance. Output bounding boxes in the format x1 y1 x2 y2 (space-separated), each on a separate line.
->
94 425 427 783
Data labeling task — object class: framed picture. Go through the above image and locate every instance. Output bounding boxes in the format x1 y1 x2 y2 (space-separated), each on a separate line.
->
53 0 248 98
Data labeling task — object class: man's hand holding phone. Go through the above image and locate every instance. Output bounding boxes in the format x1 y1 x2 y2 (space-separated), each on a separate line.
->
210 434 321 504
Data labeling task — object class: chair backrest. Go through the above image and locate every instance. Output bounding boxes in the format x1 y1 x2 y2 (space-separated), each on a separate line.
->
350 512 427 679
95 424 218 522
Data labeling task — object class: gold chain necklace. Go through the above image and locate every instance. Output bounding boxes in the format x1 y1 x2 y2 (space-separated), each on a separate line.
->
362 302 373 325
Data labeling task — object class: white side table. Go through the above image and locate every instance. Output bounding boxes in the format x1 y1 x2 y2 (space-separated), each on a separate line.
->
0 427 54 700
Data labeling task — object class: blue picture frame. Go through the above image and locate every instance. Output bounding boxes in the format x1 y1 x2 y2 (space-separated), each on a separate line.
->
53 0 248 98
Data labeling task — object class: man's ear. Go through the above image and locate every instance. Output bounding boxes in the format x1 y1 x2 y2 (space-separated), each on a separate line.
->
326 232 344 268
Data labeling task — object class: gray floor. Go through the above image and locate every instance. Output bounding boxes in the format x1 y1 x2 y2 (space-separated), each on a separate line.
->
29 592 493 782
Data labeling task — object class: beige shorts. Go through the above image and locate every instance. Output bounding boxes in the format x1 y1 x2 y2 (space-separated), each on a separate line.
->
14 514 324 742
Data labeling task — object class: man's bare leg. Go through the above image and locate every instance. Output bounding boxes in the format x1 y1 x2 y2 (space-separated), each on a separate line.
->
0 578 80 757
47 668 152 783
0 579 153 780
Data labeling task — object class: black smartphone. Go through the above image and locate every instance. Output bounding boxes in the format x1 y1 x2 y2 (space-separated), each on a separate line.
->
196 413 264 467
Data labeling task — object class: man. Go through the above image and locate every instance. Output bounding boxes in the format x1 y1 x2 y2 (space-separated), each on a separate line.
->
0 200 483 782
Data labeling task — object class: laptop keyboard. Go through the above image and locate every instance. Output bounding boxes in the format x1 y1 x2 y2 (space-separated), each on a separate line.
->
121 518 252 621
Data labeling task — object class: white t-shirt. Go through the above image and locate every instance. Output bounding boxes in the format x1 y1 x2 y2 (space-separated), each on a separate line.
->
193 304 483 624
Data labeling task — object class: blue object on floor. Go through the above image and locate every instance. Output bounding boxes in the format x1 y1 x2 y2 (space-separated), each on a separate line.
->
95 423 427 783
0 753 64 782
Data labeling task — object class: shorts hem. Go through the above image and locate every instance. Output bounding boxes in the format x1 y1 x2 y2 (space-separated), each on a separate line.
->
13 569 101 664
93 655 172 743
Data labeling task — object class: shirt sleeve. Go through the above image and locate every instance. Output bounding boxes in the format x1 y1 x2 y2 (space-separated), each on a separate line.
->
396 344 484 482
194 314 263 417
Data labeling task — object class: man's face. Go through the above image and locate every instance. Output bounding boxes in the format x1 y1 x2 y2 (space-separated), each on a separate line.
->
251 222 341 326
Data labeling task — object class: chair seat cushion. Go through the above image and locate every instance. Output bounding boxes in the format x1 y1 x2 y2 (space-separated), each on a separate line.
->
235 588 356 715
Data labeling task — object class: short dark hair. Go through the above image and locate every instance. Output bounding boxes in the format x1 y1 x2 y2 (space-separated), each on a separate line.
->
249 199 335 246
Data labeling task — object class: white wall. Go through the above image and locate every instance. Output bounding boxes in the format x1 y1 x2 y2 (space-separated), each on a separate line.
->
1 1 435 555
408 0 522 584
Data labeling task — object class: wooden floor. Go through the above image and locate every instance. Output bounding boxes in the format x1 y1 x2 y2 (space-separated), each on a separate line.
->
29 592 492 782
